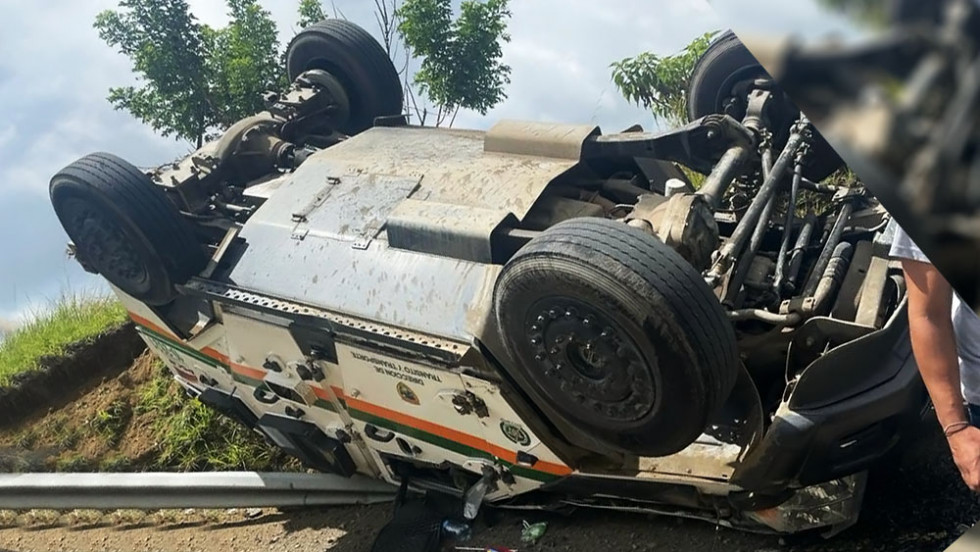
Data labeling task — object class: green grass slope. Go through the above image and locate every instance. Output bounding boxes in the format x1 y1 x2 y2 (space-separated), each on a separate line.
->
0 295 127 386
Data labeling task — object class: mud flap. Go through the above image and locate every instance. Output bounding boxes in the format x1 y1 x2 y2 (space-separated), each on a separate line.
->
256 414 356 476
197 388 259 430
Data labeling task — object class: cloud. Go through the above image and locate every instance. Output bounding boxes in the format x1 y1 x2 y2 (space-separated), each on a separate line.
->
0 0 717 317
0 316 18 336
708 0 868 41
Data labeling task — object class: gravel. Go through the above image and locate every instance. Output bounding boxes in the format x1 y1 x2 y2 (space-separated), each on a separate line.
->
0 416 977 552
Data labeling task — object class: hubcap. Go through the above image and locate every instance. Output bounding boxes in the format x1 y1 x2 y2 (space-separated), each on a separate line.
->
524 298 656 422
62 197 149 291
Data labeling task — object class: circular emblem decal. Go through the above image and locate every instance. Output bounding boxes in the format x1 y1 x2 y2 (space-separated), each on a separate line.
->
500 420 531 446
397 382 420 405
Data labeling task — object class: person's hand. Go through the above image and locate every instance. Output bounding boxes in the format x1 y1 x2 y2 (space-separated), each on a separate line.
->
948 425 980 492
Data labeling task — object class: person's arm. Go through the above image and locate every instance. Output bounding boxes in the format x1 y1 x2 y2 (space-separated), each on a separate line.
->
903 258 980 491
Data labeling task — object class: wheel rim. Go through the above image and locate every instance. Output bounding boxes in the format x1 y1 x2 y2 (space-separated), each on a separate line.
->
300 69 351 128
523 298 657 422
713 67 768 118
60 196 150 293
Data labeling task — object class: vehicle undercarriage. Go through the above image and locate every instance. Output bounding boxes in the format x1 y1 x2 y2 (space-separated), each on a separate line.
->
49 21 927 536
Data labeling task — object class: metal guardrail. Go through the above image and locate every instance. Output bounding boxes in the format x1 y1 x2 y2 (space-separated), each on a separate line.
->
0 472 397 510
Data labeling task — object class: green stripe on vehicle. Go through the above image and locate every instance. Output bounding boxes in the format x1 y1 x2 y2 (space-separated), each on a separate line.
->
136 325 229 372
350 409 559 483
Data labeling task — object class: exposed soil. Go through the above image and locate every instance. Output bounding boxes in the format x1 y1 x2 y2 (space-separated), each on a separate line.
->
0 323 146 430
0 414 978 552
0 351 161 472
0 334 977 551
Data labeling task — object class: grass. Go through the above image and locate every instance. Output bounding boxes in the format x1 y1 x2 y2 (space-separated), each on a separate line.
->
89 399 132 446
0 294 127 386
54 453 93 472
99 454 134 472
136 361 295 472
4 360 299 473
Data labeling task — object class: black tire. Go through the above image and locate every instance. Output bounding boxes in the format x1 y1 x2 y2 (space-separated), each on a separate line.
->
688 31 843 181
49 153 207 306
286 19 403 135
493 218 739 456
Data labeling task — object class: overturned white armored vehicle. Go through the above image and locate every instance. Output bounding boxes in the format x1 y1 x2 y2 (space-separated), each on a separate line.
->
50 23 925 534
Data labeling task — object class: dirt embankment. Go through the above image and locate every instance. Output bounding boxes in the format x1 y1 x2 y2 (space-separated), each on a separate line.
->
0 323 146 430
0 351 161 473
0 414 977 552
0 325 977 551
0 323 293 473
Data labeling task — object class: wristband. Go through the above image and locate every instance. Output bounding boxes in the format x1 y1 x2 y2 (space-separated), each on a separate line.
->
944 421 972 437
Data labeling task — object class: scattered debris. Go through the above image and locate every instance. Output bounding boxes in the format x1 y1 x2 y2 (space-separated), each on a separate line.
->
521 520 547 544
442 518 473 542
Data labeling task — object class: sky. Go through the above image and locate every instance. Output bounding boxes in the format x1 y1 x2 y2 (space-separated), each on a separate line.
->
708 0 871 44
0 0 868 331
0 0 724 329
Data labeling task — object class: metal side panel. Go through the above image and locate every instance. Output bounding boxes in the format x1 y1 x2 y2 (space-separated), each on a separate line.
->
285 126 578 220
338 344 494 477
386 199 516 264
483 120 600 160
219 310 380 478
229 221 501 343
460 375 574 497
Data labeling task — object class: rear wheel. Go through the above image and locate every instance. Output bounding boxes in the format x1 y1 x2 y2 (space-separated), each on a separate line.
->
49 153 207 306
493 218 739 456
688 31 843 181
286 19 403 135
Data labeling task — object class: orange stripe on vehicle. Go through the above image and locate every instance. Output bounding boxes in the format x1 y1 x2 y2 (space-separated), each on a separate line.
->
128 311 230 366
128 312 177 339
205 348 230 365
343 394 572 477
129 311 570 477
229 363 266 381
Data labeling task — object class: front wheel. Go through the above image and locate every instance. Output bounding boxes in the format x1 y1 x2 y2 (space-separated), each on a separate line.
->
49 153 207 306
493 218 739 457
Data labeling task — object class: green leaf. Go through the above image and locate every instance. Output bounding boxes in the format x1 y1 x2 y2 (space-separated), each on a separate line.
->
94 0 285 146
397 0 511 125
297 0 327 28
610 31 718 127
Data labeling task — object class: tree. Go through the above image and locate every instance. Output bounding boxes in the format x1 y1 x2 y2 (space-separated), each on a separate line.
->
397 0 512 127
209 0 284 126
96 0 285 148
298 0 327 28
95 0 213 147
610 31 717 128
